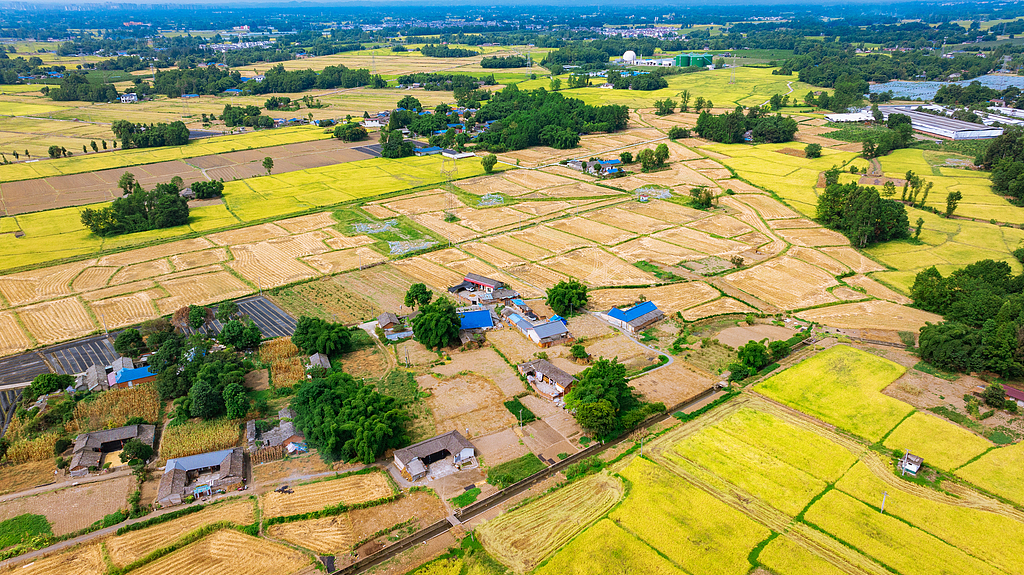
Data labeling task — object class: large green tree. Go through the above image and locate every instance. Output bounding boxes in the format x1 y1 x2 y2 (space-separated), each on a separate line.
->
114 328 146 358
404 283 433 309
411 299 460 350
292 316 352 356
291 371 408 463
546 279 588 316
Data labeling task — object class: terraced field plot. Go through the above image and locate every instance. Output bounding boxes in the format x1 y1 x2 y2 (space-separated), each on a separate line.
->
130 529 308 575
259 471 394 518
478 473 624 573
105 498 255 567
754 345 911 442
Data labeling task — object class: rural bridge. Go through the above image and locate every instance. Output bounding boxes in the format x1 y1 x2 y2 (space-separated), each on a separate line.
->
329 387 723 575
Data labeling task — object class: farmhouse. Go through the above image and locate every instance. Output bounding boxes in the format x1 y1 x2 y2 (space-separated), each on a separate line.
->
459 308 495 330
502 309 573 347
377 312 400 330
518 359 576 400
479 288 519 305
449 273 508 304
606 301 665 334
308 353 331 371
69 424 155 477
118 92 138 104
900 451 924 476
252 408 304 449
393 430 476 481
110 365 157 389
155 448 245 506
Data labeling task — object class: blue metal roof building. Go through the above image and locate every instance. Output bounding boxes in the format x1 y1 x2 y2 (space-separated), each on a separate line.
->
459 309 494 330
114 366 156 385
607 301 665 334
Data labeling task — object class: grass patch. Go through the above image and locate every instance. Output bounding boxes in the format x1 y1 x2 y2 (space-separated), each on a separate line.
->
0 514 51 547
912 361 959 381
487 453 547 488
633 260 684 282
503 397 537 424
449 487 481 508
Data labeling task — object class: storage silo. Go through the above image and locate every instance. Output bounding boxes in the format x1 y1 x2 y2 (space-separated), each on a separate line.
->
674 54 690 67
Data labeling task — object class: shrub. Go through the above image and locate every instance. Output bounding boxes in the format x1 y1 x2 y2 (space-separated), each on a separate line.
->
805 143 822 158
487 454 546 488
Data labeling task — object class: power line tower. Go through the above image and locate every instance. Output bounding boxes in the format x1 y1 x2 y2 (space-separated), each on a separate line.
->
441 155 458 245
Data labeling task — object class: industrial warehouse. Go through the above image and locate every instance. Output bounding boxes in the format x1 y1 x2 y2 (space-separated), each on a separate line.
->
825 106 1005 140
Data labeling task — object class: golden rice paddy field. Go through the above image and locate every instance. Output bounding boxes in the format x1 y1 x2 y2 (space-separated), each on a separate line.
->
482 376 1023 575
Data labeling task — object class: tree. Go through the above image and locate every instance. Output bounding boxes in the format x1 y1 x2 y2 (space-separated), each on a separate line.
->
668 126 690 139
219 319 262 349
404 283 433 309
291 371 408 463
223 382 249 419
333 123 368 142
114 328 146 358
637 148 656 172
653 143 669 167
804 143 822 159
411 298 461 350
121 439 153 463
101 140 107 150
189 378 224 419
679 90 691 112
292 316 352 356
188 305 209 330
882 181 897 198
983 382 1006 408
653 98 676 116
570 343 589 359
215 300 239 323
379 129 414 158
915 217 925 239
90 140 98 152
690 186 716 209
28 373 74 399
768 340 791 362
575 399 617 436
946 191 963 218
546 279 588 316
481 153 498 173
872 103 883 123
549 77 561 91
619 151 633 164
396 95 422 111
117 172 136 195
262 156 274 175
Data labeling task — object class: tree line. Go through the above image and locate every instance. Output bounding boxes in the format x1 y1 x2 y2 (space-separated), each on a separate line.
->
111 120 190 149
80 172 190 236
694 106 798 144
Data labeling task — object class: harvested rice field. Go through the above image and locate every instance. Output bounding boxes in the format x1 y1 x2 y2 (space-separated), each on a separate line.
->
155 271 252 314
302 247 387 274
652 228 748 257
842 274 912 304
391 256 464 290
547 217 637 245
631 199 706 223
682 297 758 321
129 529 308 575
724 257 838 310
819 246 887 274
265 515 355 554
777 227 850 247
542 248 657 286
587 282 720 314
478 473 624 573
17 297 95 345
0 544 105 575
487 234 554 262
587 206 674 235
0 310 32 355
105 498 255 567
796 301 941 331
260 471 394 518
88 291 160 329
510 226 593 253
609 236 705 266
788 246 850 275
688 214 754 238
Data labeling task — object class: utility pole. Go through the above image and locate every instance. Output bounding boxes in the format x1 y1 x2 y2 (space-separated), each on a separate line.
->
880 491 888 514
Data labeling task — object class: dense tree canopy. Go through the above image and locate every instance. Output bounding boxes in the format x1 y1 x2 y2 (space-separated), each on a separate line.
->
911 259 1024 376
111 120 189 148
546 279 589 316
474 85 628 152
291 371 408 463
218 319 262 349
816 183 909 247
80 178 190 236
292 316 353 356
411 298 461 350
694 106 797 144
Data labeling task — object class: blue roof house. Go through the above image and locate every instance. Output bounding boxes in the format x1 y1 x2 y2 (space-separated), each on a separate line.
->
607 301 665 334
459 309 495 330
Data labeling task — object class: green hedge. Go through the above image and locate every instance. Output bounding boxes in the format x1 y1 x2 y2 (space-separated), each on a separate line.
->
673 389 739 422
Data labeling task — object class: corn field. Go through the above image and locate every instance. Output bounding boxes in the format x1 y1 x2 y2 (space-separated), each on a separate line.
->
74 384 161 432
160 419 241 460
260 338 305 387
7 431 61 463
